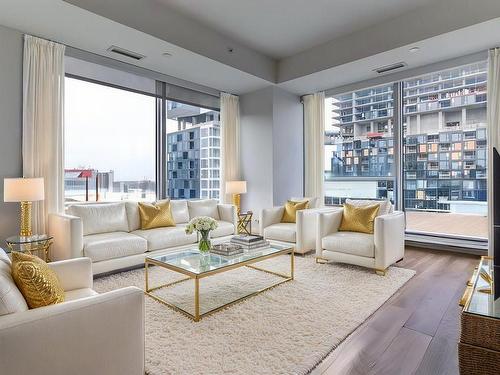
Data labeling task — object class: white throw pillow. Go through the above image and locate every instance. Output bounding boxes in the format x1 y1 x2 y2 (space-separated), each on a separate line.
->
187 199 220 220
124 201 141 232
345 199 392 216
0 250 28 316
170 200 190 223
68 202 129 235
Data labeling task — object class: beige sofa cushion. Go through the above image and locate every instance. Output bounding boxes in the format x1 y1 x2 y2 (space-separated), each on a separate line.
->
263 223 296 243
290 196 319 208
68 203 129 235
170 200 190 223
132 226 197 251
83 232 147 262
345 199 392 216
211 221 235 238
65 288 98 302
0 250 28 316
188 199 220 220
125 201 141 232
322 232 374 258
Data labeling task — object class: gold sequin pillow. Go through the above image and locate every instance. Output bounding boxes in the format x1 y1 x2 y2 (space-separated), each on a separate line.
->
339 202 380 234
138 200 176 230
281 200 309 223
11 252 65 309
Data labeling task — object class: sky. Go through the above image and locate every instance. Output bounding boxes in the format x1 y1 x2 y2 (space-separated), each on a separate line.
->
65 78 165 182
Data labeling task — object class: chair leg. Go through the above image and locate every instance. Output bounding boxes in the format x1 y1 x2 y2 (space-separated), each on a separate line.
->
316 257 329 264
375 269 387 276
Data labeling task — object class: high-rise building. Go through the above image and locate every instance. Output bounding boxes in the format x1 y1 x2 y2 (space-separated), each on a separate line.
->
166 109 221 200
325 61 487 214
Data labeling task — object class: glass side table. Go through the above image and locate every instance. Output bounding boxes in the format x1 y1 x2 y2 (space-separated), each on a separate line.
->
5 234 53 262
237 211 253 235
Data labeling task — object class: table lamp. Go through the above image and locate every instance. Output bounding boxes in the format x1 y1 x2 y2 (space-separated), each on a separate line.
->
4 177 45 237
226 180 247 214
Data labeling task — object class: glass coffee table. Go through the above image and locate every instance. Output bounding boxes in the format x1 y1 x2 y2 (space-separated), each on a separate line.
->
145 243 294 321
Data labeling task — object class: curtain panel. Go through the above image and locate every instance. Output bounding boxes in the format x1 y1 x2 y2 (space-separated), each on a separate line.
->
220 92 241 203
303 92 325 206
488 48 500 256
23 35 65 233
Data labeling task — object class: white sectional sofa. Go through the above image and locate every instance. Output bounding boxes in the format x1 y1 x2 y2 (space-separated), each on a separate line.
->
49 199 237 275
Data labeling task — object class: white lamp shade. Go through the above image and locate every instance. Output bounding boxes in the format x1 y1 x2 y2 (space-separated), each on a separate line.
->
226 180 247 194
4 178 45 202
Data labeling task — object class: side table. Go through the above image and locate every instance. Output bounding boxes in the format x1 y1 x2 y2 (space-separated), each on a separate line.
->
237 211 253 235
5 234 53 262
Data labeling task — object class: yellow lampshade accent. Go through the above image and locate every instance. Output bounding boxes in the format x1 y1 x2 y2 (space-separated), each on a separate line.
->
138 200 176 230
339 202 380 234
11 251 65 309
281 200 309 223
3 178 44 202
225 180 247 194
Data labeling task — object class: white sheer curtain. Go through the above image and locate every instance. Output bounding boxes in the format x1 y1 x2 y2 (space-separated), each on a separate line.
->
488 48 500 256
23 35 65 233
303 92 325 205
220 92 241 203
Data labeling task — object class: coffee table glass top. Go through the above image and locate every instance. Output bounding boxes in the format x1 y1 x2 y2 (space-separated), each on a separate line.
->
148 243 291 275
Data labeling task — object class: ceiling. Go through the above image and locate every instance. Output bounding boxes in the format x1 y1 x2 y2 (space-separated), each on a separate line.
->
1 0 500 95
157 0 434 59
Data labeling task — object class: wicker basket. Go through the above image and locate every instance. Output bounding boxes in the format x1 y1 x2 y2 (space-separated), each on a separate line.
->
459 342 500 375
460 312 500 352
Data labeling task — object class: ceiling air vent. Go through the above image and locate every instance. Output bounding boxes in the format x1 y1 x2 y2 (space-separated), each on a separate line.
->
374 62 406 74
106 45 145 61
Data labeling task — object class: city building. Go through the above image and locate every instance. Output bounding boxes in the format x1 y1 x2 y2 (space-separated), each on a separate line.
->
166 108 221 200
325 62 487 214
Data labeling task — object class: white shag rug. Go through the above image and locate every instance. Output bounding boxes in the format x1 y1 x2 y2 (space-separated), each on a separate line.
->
94 255 415 375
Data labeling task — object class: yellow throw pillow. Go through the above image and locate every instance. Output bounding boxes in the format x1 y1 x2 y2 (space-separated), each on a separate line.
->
138 200 176 230
11 252 65 309
339 202 380 234
281 200 309 223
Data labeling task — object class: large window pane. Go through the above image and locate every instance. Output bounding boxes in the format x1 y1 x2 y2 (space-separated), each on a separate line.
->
403 61 488 238
64 77 156 202
166 102 221 200
324 84 395 205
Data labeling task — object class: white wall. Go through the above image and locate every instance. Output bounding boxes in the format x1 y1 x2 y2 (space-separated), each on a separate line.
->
240 86 304 227
0 25 23 246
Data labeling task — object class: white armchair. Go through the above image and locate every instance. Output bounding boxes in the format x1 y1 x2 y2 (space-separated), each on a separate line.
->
0 252 145 375
260 198 338 254
316 209 405 275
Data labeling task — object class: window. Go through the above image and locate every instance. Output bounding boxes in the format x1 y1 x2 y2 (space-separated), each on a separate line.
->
64 77 156 202
324 60 488 240
165 102 221 200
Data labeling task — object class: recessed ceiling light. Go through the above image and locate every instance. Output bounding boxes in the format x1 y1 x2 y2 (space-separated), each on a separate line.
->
409 47 420 53
227 47 234 54
162 52 172 57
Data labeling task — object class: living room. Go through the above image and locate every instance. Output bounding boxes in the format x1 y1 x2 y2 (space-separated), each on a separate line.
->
0 1 499 374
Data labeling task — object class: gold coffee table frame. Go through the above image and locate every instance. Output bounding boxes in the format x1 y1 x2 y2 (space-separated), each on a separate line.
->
145 246 294 322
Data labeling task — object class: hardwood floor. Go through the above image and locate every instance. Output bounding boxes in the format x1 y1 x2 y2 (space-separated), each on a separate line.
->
311 247 479 375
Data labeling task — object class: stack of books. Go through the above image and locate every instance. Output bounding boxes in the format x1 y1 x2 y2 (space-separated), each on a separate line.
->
230 235 269 250
210 243 243 256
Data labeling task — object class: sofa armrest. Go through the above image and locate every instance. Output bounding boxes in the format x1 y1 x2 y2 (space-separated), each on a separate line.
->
48 257 93 291
218 204 238 230
260 207 285 235
48 213 83 261
0 287 144 375
374 211 405 270
296 207 341 254
316 210 344 256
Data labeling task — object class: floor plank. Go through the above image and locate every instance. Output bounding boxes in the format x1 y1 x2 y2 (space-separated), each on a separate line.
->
315 247 478 375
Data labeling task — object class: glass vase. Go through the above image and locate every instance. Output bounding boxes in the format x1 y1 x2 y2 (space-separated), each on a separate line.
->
198 230 211 253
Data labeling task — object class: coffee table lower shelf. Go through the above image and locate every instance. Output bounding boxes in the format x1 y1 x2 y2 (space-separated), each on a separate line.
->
144 250 294 322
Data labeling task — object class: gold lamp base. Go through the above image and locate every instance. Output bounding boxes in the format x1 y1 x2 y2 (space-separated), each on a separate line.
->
232 194 241 214
20 201 33 237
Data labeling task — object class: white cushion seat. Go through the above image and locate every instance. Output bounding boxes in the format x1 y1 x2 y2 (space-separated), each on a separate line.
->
132 226 197 251
83 232 147 262
322 232 375 258
263 223 296 243
211 221 235 238
0 253 28 316
64 288 98 302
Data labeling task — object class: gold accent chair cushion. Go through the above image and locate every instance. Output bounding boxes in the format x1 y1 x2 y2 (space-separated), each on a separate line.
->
281 200 309 223
138 200 176 230
339 202 380 234
11 252 65 309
